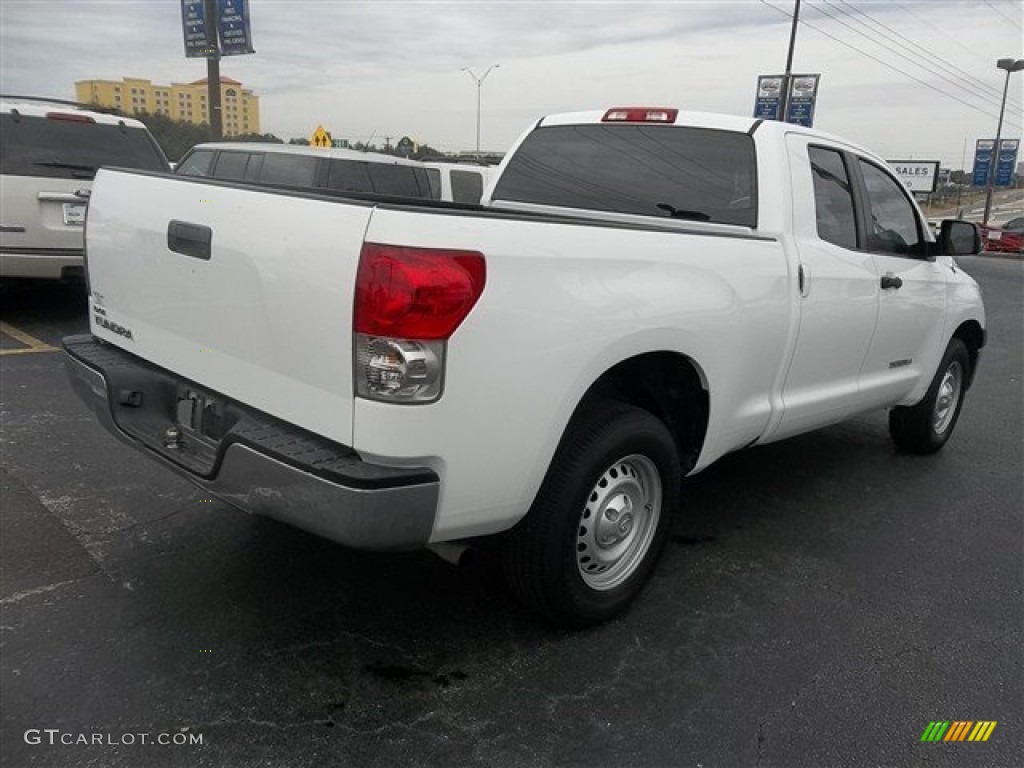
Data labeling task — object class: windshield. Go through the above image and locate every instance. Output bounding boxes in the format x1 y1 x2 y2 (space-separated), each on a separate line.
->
0 113 168 178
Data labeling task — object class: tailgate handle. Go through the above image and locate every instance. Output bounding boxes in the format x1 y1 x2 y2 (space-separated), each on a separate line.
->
167 220 212 261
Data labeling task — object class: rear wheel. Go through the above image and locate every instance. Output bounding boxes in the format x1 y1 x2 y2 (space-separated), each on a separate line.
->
502 403 680 627
889 338 970 454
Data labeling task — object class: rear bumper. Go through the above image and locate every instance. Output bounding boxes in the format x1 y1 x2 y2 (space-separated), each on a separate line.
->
63 335 439 550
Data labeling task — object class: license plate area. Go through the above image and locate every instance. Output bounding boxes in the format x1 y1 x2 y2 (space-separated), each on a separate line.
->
175 387 233 445
62 203 86 226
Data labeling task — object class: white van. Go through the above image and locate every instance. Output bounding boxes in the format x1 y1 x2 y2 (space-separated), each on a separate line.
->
422 162 495 204
176 143 435 200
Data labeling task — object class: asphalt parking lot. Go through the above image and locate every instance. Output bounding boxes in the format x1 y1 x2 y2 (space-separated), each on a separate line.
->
2 255 1021 768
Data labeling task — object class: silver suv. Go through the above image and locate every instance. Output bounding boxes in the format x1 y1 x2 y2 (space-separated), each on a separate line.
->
0 97 168 281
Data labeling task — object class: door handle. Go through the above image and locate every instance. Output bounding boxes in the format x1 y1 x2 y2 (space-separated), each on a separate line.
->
880 273 903 290
167 220 212 261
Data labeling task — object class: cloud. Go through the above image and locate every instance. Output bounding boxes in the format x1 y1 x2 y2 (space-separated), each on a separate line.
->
1 0 1021 163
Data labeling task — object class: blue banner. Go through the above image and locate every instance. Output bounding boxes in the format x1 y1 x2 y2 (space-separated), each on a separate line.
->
753 75 784 121
218 0 254 56
995 138 1019 186
785 74 820 128
972 139 996 186
181 0 216 58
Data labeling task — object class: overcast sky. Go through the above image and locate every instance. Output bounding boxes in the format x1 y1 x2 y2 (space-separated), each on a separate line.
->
1 0 1022 166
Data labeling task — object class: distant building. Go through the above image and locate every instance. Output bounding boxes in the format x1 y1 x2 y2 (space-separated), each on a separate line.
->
74 76 259 137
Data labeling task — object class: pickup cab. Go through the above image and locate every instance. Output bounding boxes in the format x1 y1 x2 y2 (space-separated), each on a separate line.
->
64 107 985 626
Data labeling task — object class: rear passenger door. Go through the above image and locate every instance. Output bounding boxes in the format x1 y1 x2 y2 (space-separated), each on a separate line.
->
852 157 946 407
772 136 879 441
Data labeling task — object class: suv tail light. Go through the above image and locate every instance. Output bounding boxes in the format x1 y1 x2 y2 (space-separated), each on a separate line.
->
602 107 678 123
354 243 486 403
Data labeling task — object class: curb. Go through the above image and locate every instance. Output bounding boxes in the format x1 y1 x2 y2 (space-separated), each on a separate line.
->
978 250 1024 261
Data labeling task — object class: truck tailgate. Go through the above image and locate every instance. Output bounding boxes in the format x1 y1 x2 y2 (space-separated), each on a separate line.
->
85 169 372 445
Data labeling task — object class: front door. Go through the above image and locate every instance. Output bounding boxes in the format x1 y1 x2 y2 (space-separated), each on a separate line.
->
853 158 947 409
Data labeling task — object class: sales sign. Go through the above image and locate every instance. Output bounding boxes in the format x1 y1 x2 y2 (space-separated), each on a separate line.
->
181 1 216 58
887 160 941 193
217 0 254 56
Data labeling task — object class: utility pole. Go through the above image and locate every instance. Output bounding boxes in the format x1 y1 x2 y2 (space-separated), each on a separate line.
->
779 0 802 122
462 65 499 161
204 0 222 140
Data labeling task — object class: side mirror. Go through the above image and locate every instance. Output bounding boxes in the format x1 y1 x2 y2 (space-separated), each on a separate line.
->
939 219 982 256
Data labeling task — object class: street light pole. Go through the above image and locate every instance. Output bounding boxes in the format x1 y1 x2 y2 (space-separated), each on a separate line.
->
982 57 1024 226
462 65 499 161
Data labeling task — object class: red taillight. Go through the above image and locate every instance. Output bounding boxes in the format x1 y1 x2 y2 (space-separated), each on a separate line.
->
602 107 678 123
46 111 95 124
354 243 486 340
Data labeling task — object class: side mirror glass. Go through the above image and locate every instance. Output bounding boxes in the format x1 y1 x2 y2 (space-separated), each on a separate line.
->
939 219 982 256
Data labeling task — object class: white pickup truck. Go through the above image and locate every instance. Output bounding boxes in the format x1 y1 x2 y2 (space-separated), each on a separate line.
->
65 107 986 626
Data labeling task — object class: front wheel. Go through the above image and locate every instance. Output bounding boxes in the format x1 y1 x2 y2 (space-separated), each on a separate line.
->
889 338 971 454
501 403 680 627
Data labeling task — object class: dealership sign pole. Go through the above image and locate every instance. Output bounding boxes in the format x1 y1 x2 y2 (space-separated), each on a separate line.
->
181 0 254 140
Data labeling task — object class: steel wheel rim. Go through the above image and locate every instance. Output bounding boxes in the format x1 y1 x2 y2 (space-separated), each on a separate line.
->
576 454 662 591
932 360 962 434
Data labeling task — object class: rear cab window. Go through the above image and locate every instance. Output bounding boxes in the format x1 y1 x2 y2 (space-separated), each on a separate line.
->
0 113 167 178
492 124 757 227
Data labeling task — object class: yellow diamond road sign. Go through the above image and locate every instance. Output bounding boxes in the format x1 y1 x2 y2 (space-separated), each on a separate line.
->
310 125 331 148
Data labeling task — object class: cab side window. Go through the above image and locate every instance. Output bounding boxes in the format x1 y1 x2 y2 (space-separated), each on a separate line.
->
451 170 485 204
213 151 251 181
176 149 215 177
859 160 922 256
808 147 857 250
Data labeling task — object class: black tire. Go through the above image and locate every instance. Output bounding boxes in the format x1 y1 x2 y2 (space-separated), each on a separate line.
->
501 402 680 627
889 338 971 454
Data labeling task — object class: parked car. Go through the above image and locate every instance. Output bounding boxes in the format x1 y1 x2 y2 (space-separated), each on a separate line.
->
980 215 1024 253
422 161 495 203
175 142 435 200
66 107 985 626
0 97 169 280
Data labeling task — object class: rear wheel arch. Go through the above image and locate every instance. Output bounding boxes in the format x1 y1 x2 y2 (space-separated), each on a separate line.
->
565 351 710 475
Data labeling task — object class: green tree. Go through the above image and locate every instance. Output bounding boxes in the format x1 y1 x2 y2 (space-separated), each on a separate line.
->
119 111 210 162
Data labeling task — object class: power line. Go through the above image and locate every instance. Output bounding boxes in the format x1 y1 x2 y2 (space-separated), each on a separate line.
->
834 0 1023 112
806 0 1018 117
757 0 1024 132
981 0 1023 30
894 1 1016 75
